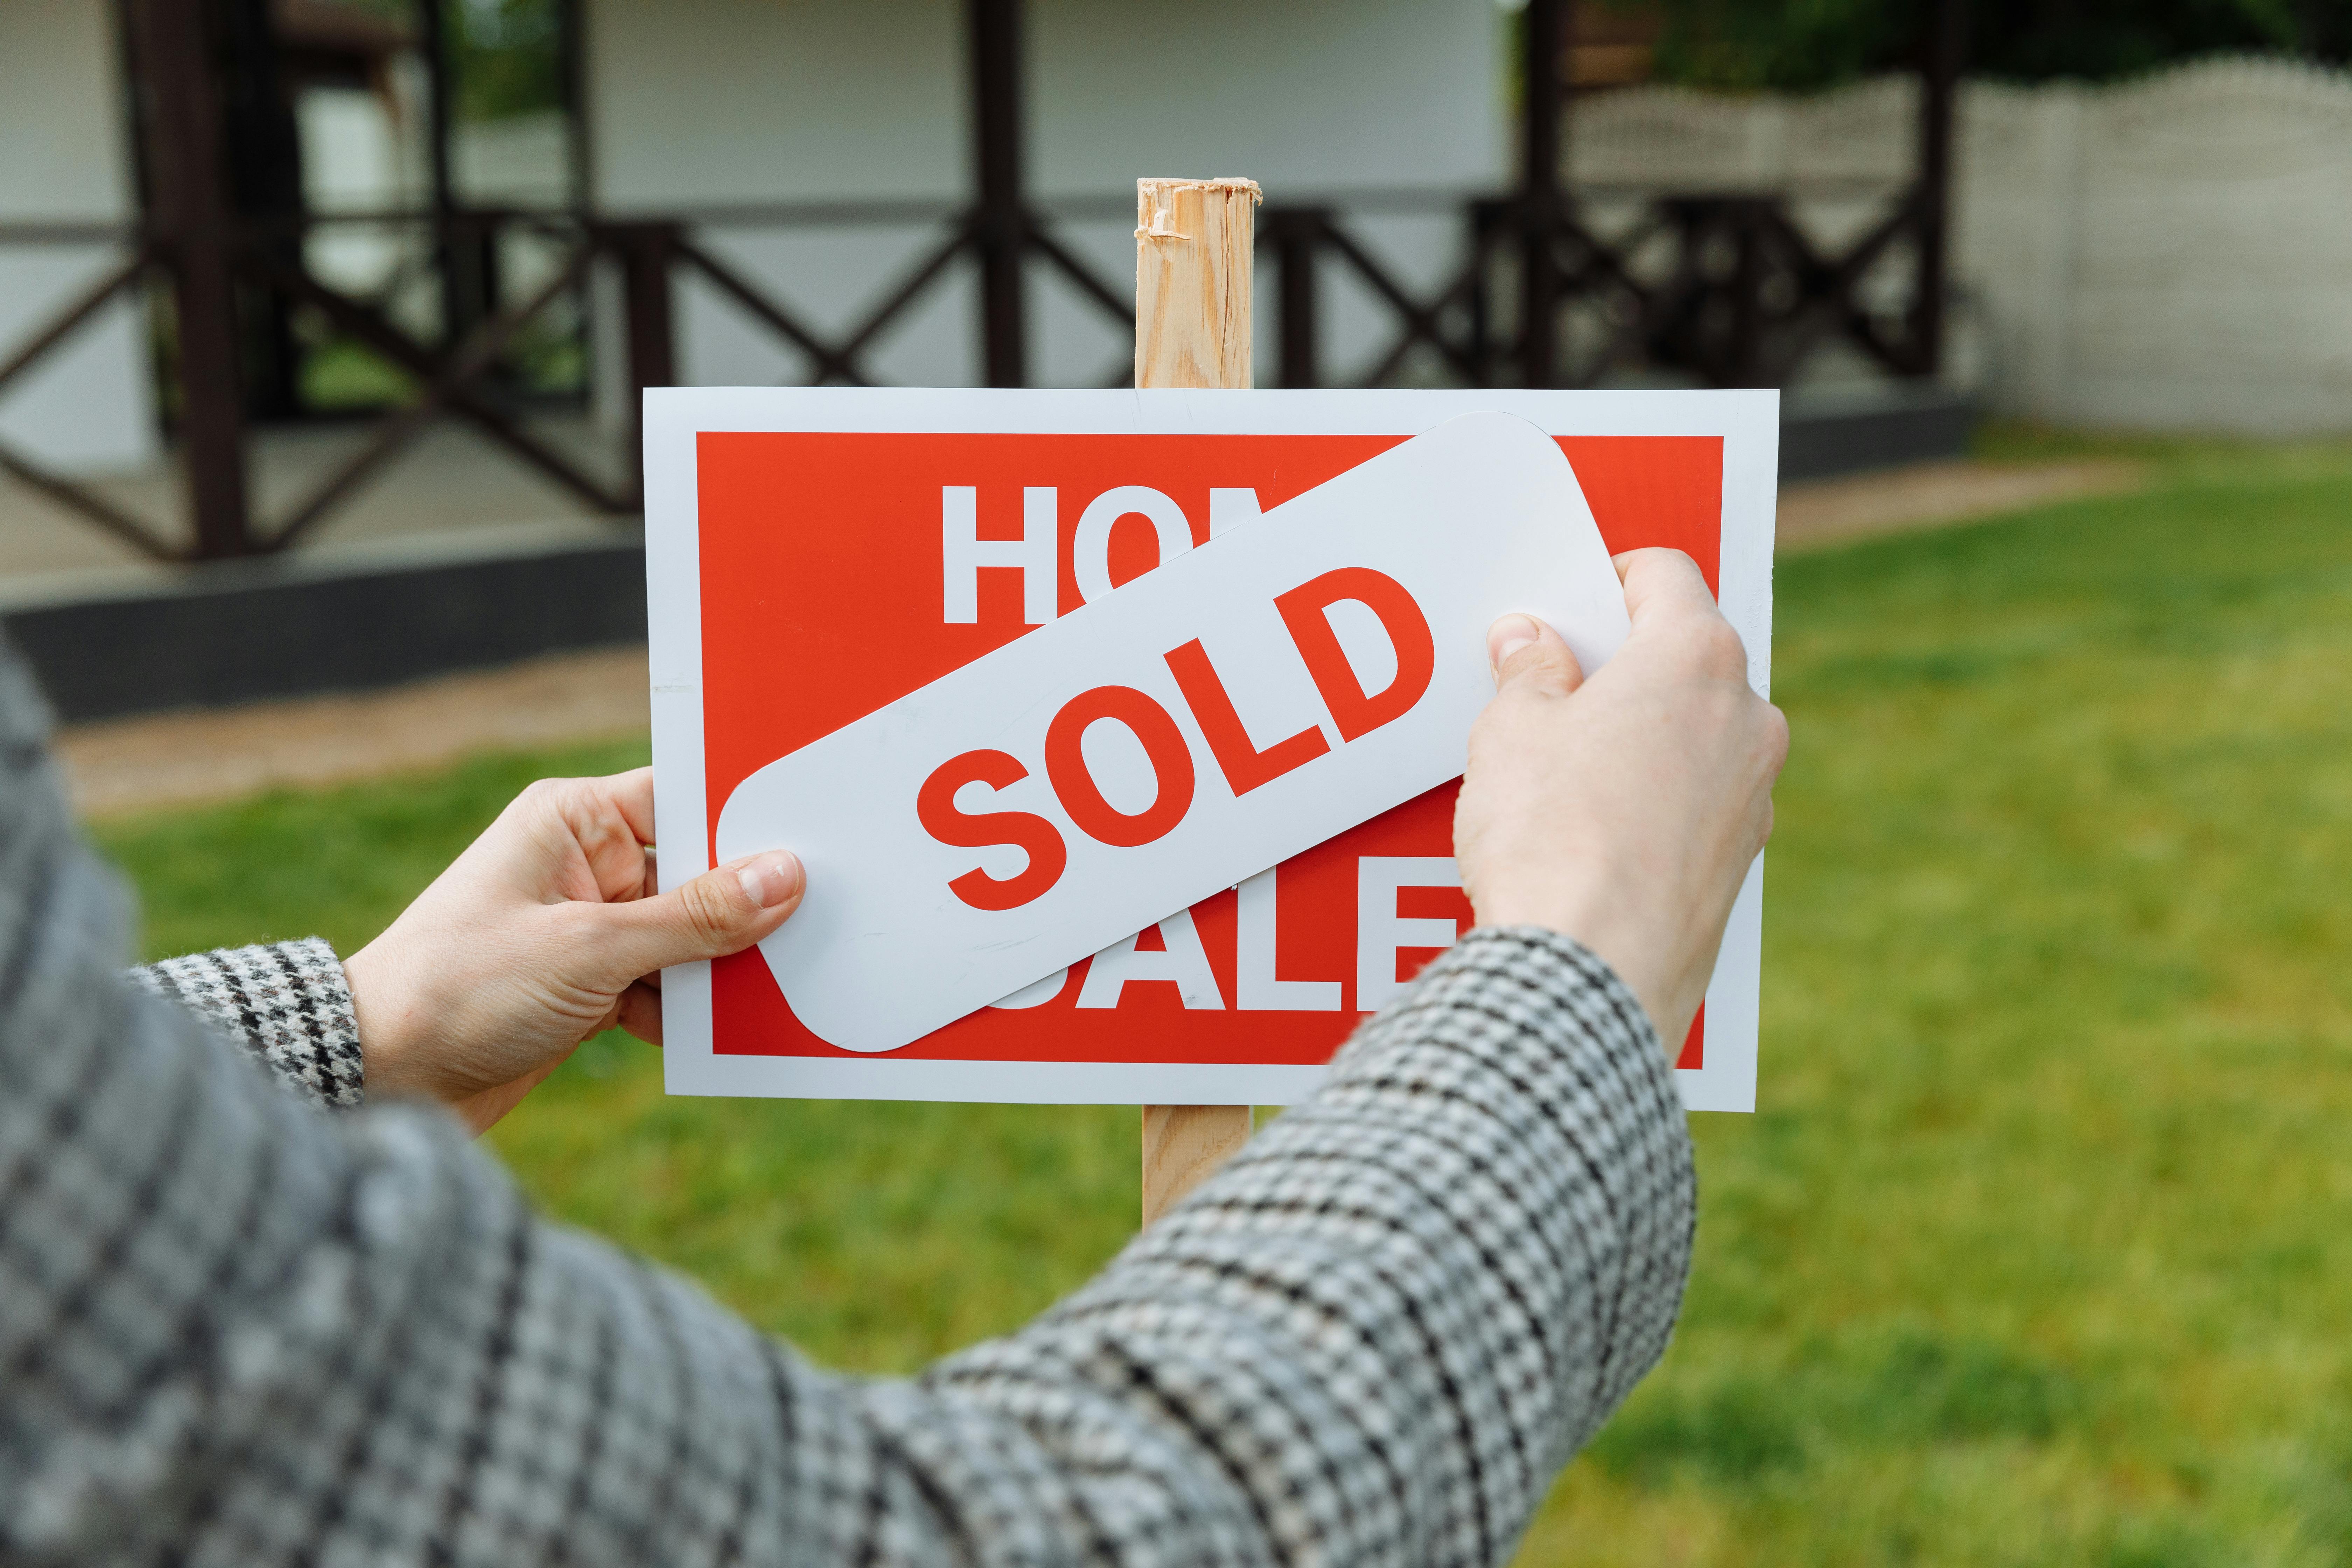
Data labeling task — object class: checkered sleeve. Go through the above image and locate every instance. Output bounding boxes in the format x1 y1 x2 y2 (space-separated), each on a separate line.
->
127 938 364 1110
917 926 1698 1565
1 630 1695 1567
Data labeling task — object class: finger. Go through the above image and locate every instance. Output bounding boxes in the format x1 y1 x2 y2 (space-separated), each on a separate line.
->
1613 548 1720 627
598 767 658 845
1487 614 1585 698
617 979 663 1046
527 775 659 904
595 849 806 980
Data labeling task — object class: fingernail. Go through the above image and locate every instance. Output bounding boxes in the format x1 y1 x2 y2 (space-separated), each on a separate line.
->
1489 614 1540 670
738 852 801 909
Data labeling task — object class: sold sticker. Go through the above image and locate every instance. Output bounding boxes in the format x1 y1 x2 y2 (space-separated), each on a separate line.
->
714 413 1626 1053
645 387 1776 1111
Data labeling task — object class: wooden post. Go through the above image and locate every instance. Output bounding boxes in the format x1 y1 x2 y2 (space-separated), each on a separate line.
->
609 220 679 508
1910 0 1967 378
1264 205 1326 390
1518 0 1572 388
124 0 255 560
1134 175 1259 1226
967 0 1029 387
1134 178 1258 390
219 0 304 421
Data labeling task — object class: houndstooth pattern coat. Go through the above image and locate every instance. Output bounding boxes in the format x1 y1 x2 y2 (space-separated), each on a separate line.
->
0 644 1695 1566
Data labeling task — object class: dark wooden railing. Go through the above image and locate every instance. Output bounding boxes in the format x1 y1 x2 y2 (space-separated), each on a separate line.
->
0 172 1956 563
0 0 1967 563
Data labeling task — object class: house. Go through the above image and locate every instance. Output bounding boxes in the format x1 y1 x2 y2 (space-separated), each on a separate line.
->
0 0 152 476
0 0 1512 481
1 0 1973 574
577 0 1508 392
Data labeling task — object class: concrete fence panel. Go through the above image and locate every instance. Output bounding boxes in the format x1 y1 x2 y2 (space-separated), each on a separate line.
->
1574 57 2352 434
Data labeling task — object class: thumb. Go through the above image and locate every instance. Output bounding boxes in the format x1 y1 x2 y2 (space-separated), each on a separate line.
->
1487 614 1585 698
596 850 805 980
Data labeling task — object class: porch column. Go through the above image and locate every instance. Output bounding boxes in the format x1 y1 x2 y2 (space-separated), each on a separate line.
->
1911 0 1967 377
417 0 498 348
967 0 1028 387
606 220 679 508
125 0 254 559
1518 0 1572 387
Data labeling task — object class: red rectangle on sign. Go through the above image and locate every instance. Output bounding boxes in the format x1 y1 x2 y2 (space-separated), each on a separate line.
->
696 431 1721 1073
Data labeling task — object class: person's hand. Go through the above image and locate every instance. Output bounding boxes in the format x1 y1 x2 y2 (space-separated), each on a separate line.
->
1454 548 1788 1048
342 768 803 1134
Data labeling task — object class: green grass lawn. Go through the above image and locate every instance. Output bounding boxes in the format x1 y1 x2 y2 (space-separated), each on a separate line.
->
95 435 2352 1565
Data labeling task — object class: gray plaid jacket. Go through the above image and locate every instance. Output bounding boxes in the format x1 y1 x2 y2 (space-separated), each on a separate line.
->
0 646 1695 1566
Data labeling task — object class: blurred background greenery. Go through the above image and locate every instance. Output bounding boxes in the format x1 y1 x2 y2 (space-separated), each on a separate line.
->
97 432 2352 1565
1623 0 2352 91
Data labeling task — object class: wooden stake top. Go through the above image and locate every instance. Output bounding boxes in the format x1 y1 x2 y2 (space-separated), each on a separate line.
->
1133 177 1261 392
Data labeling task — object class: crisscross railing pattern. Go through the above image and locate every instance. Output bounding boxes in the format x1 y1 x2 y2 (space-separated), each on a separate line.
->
0 178 1943 563
0 240 174 560
0 199 1140 561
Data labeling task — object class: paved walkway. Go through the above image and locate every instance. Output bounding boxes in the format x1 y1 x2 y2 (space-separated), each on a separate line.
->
50 455 2144 820
57 648 649 819
1774 456 2138 550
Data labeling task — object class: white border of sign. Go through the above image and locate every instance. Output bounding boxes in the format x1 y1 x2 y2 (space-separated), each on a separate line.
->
645 388 1777 1113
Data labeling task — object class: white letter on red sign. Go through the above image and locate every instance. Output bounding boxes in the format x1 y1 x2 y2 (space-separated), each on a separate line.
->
1356 855 1461 1011
988 967 1070 1009
1077 910 1226 1010
1073 486 1191 604
1237 867 1340 1011
1208 488 1262 537
943 485 1057 625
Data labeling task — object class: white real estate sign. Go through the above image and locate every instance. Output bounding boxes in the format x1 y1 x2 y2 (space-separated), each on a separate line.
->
646 388 1777 1111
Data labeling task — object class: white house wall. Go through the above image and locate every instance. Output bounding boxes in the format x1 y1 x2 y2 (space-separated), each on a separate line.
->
0 0 156 475
584 0 1507 394
1024 0 1505 195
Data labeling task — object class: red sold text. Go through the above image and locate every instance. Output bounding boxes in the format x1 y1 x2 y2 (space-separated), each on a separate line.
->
922 484 1434 911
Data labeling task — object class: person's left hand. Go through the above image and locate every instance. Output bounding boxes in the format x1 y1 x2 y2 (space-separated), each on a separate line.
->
342 767 803 1134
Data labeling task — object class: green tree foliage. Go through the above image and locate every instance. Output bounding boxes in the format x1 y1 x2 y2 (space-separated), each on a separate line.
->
443 0 565 122
1638 0 2351 91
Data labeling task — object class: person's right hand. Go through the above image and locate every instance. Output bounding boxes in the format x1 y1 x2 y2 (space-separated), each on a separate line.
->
1453 548 1788 1049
